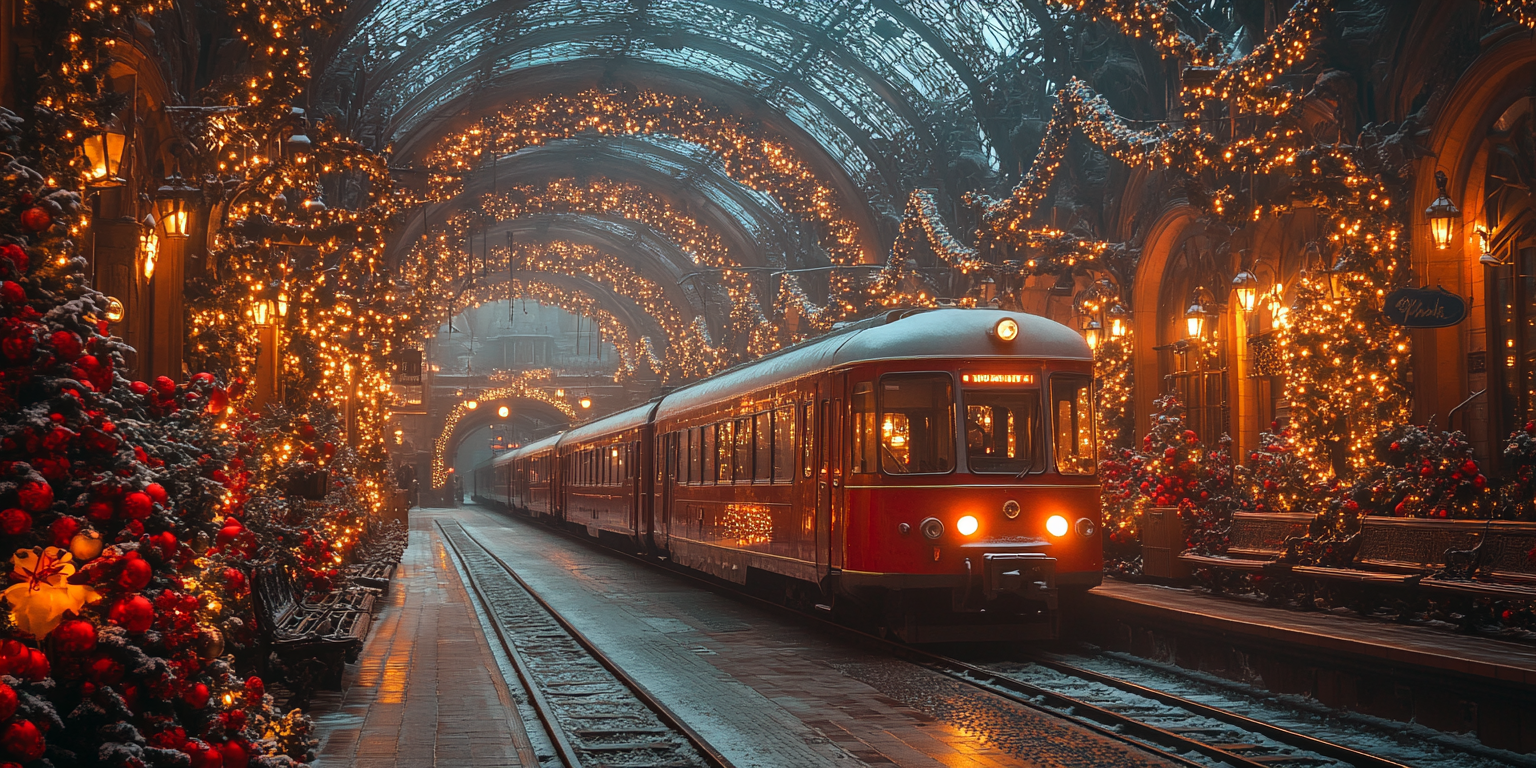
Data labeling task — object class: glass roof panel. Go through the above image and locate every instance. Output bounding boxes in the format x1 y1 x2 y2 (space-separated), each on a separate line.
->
335 0 1054 192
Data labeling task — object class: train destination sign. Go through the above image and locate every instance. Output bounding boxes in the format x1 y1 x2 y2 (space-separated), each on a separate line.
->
961 373 1036 385
1382 287 1467 329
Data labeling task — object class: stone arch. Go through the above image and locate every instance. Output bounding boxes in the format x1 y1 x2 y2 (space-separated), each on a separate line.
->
1412 34 1536 452
1130 203 1202 438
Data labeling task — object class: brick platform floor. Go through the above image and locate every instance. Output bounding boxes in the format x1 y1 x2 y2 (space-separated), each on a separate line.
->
309 513 539 767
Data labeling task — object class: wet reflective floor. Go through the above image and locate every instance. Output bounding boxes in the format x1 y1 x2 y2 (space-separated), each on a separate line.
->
311 507 1181 767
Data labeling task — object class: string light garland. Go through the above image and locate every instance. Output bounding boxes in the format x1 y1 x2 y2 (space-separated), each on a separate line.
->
430 369 576 488
424 88 867 273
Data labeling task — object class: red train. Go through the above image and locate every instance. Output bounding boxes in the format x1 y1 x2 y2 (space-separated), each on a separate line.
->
474 308 1102 641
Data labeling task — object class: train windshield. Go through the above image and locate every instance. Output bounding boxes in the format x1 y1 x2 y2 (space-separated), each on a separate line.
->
1051 375 1097 475
875 374 955 474
962 389 1042 474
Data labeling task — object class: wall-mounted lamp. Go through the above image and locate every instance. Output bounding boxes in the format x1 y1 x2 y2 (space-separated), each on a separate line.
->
1231 270 1260 313
139 215 159 281
250 298 273 326
82 129 127 187
1425 170 1459 251
155 173 198 239
1476 226 1502 267
1185 299 1207 339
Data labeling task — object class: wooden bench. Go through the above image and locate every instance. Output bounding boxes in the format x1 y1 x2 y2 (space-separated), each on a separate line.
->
1419 520 1536 599
253 563 372 690
1178 512 1312 573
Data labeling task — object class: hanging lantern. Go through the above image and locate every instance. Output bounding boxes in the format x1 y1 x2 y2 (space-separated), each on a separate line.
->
1108 303 1128 337
154 173 198 239
1231 270 1260 313
497 405 510 418
464 400 478 410
81 128 127 186
1425 170 1459 251
139 215 159 281
1185 300 1207 339
276 290 289 317
103 297 125 324
1083 320 1102 351
579 396 592 409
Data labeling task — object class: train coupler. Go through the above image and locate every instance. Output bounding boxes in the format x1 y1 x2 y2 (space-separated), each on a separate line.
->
980 552 1056 610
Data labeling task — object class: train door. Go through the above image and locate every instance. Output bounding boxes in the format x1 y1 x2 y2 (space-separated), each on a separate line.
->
656 431 674 551
816 372 847 580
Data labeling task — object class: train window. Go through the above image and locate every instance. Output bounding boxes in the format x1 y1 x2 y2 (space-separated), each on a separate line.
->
686 429 698 484
1051 376 1097 475
879 374 955 474
850 382 877 474
716 421 733 483
754 412 773 481
702 425 716 484
773 407 794 482
801 403 814 478
734 417 753 482
963 388 1042 474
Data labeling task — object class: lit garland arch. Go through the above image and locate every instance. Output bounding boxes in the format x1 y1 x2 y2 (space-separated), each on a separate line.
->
430 369 578 488
423 89 871 270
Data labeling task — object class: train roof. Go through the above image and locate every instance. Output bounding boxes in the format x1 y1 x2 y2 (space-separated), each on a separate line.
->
554 400 659 449
654 308 1086 421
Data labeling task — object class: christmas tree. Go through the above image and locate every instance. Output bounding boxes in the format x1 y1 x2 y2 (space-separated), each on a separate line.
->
0 107 315 767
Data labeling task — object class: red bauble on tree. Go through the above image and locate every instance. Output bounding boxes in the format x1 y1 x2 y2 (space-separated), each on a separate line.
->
17 206 51 233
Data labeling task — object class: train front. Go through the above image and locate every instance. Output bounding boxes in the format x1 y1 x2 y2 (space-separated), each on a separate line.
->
837 311 1102 642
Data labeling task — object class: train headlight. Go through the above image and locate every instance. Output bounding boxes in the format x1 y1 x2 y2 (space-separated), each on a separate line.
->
956 515 979 536
1076 518 1098 538
1046 515 1069 537
919 517 944 540
1002 499 1020 519
991 317 1019 342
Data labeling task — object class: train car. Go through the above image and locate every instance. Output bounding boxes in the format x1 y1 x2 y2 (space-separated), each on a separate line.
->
556 402 656 541
476 307 1100 641
651 308 1099 641
511 434 560 517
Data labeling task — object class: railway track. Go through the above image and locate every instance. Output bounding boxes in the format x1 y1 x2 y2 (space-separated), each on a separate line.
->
437 519 733 768
465 507 1514 768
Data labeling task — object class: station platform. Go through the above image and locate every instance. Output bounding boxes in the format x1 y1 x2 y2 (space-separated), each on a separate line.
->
308 513 540 767
1072 581 1536 752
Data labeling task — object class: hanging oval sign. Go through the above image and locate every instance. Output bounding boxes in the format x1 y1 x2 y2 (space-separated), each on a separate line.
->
1383 287 1467 328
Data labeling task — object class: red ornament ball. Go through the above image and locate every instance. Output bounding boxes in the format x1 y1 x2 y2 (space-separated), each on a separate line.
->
116 555 152 591
0 719 44 762
123 491 154 519
0 281 24 305
16 481 51 513
17 206 51 233
218 740 248 768
0 682 16 721
48 330 80 360
109 595 154 633
0 509 30 536
47 515 80 548
0 244 27 273
145 483 168 506
87 654 123 684
185 741 222 768
182 682 210 709
52 619 96 654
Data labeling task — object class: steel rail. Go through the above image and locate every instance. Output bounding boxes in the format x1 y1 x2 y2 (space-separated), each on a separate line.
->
440 519 737 768
1022 654 1414 768
476 504 1458 768
437 519 586 768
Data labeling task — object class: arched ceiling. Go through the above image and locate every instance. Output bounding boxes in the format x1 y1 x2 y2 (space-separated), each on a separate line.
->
322 0 1058 201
